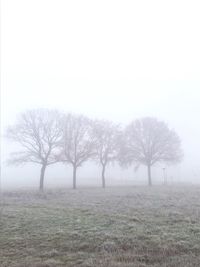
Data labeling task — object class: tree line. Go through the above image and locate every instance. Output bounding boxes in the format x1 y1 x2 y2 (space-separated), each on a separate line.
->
6 109 183 191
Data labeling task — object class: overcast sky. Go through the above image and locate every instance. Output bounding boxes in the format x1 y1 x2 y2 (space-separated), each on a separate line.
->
1 0 200 187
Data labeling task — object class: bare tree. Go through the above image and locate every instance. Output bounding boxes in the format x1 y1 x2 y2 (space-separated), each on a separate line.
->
60 114 95 189
6 109 63 191
120 117 183 186
92 120 120 188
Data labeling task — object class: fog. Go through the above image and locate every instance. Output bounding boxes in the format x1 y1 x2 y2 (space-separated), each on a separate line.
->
1 0 200 189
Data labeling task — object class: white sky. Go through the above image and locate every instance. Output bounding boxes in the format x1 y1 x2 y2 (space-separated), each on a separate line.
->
1 0 200 187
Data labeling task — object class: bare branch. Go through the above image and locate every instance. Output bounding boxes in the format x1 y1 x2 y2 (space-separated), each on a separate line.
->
119 117 183 168
59 114 95 168
6 109 63 166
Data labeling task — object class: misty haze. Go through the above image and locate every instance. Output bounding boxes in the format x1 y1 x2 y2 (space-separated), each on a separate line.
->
1 0 200 266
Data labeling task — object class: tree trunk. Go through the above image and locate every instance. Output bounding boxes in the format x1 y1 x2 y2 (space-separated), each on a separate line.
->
147 164 152 186
40 164 46 191
102 164 106 189
73 165 77 189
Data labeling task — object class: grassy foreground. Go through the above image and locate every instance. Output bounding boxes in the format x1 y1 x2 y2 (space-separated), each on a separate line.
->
1 186 200 267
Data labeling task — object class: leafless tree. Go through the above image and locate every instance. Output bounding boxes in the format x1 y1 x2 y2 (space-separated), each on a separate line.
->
60 114 95 189
92 120 121 188
120 117 183 186
6 109 63 191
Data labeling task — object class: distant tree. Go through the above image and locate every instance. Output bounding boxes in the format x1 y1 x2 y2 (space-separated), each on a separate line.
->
6 109 63 191
92 120 120 188
120 117 183 186
60 114 95 189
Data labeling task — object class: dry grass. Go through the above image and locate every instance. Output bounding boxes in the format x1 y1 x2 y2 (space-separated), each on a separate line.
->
1 186 200 266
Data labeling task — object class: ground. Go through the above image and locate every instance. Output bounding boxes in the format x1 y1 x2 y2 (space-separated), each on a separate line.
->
1 186 200 267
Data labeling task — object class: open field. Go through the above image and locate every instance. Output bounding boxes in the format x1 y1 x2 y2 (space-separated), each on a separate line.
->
1 186 200 267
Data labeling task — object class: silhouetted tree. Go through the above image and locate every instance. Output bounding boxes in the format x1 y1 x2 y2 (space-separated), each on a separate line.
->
60 114 95 189
92 120 120 188
6 109 63 191
120 117 183 186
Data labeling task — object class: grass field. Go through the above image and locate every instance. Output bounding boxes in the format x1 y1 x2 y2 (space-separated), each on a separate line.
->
1 186 200 267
